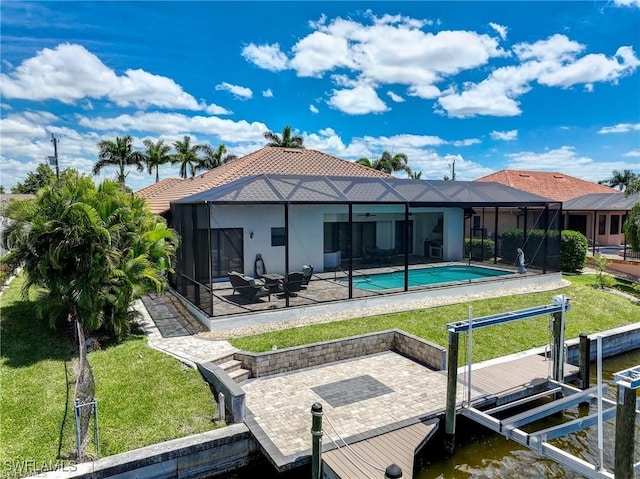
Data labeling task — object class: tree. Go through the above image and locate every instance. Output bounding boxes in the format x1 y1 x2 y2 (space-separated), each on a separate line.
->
172 136 202 179
263 125 304 148
623 200 640 252
197 144 237 172
143 139 173 183
11 164 57 194
0 185 4 194
2 172 178 338
356 151 410 175
600 169 638 191
93 135 145 185
626 177 640 194
409 170 422 179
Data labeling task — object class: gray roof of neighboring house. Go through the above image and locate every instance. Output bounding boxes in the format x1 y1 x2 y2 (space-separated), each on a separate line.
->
563 192 639 211
173 174 556 207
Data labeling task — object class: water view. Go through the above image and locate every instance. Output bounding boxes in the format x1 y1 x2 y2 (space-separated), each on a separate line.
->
418 349 640 478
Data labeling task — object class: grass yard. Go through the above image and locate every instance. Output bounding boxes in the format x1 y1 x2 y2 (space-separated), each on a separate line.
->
0 276 219 476
230 275 640 362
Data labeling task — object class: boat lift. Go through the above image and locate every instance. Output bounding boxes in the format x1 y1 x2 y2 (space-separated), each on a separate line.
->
444 295 639 479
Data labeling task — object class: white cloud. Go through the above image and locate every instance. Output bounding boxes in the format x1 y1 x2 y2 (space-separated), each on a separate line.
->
598 122 640 134
502 145 638 182
77 111 268 143
309 104 319 114
327 85 388 115
205 103 232 115
613 0 640 7
438 35 639 118
623 149 640 157
241 43 289 71
215 82 253 99
262 89 273 98
0 43 203 110
452 138 481 147
490 129 518 141
489 22 508 41
386 91 405 103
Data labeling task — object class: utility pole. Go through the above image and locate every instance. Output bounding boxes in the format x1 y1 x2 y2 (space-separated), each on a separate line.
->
51 133 60 179
449 159 456 181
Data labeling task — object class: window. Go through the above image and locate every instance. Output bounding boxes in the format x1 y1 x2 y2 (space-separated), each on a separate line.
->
610 215 620 235
271 227 286 247
598 215 606 235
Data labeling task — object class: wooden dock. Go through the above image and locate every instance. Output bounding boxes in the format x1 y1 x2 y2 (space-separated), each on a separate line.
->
322 420 437 479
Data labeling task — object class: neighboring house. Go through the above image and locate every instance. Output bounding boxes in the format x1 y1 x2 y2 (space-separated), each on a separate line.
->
474 170 623 245
563 192 640 247
0 194 34 256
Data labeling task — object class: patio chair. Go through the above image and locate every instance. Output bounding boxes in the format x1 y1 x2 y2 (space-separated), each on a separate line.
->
282 271 304 297
228 271 271 302
254 253 283 293
302 264 314 286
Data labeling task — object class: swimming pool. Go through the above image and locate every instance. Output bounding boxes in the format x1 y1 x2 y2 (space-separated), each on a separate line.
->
341 265 513 291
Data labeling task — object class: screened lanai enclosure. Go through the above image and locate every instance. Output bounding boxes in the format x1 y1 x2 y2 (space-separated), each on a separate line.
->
170 175 562 319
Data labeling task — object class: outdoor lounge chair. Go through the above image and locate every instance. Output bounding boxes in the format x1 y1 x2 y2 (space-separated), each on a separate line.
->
254 253 283 293
228 271 271 302
282 271 304 297
301 264 314 286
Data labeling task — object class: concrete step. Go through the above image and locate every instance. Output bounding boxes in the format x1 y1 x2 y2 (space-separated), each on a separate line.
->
211 353 237 366
218 359 243 373
228 368 250 383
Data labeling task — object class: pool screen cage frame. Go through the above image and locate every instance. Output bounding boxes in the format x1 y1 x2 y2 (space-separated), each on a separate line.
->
169 177 562 318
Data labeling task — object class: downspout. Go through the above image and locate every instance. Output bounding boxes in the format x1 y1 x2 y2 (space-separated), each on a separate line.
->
592 210 598 254
523 207 528 260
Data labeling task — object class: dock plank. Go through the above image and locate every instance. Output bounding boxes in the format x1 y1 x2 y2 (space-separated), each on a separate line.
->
323 421 436 479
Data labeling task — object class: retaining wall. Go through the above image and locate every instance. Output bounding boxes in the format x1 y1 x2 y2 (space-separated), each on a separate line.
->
38 424 256 479
234 329 447 378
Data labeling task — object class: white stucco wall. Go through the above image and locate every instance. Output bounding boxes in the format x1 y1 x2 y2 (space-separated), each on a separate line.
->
205 204 465 275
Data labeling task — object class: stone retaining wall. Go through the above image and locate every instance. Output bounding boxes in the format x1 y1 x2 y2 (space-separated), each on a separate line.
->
234 330 447 378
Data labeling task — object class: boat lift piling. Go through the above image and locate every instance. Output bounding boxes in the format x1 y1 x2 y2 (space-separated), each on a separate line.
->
613 365 640 479
444 295 571 455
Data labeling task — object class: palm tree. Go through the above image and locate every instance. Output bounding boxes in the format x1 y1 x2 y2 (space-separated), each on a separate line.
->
409 170 422 179
263 125 304 148
601 169 639 191
356 151 410 175
2 173 177 338
93 135 145 184
143 139 173 183
172 136 202 179
197 144 237 172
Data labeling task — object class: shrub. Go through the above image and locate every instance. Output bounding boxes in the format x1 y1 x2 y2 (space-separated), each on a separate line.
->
593 254 615 289
465 238 494 261
560 230 588 272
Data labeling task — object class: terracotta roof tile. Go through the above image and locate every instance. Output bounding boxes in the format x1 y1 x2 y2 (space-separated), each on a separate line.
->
474 170 618 202
137 147 392 213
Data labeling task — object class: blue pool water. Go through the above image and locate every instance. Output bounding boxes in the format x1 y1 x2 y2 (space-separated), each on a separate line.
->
341 265 513 291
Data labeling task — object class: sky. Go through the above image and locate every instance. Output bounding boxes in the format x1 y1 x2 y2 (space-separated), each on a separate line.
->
1 1 639 193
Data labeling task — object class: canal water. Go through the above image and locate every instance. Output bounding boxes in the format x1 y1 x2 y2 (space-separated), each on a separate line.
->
417 349 640 478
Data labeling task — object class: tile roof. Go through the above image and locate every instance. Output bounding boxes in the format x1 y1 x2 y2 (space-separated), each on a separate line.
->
137 147 392 214
474 170 618 202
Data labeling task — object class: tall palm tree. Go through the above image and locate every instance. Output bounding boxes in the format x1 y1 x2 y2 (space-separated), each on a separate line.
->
263 125 304 148
197 144 237 172
356 151 410 175
142 139 173 183
93 135 145 185
171 136 202 179
601 169 639 191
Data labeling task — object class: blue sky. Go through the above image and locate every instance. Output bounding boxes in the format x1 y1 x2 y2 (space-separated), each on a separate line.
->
1 1 639 192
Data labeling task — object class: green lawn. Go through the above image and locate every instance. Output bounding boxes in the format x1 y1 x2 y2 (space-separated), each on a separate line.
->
230 275 640 362
0 276 219 475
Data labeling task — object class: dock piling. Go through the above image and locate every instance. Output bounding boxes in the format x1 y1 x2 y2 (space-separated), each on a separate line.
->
578 333 591 390
311 402 323 479
444 330 459 455
384 463 403 478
